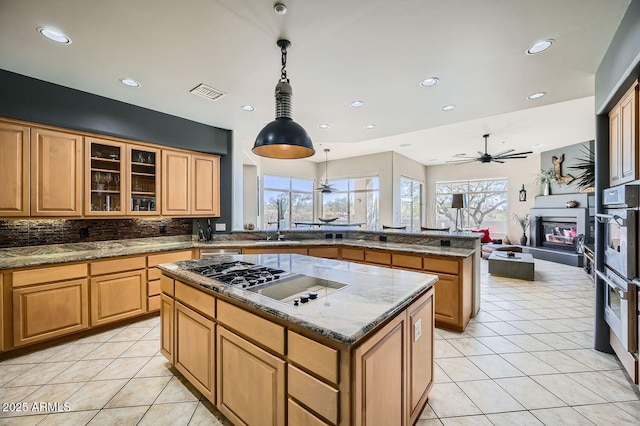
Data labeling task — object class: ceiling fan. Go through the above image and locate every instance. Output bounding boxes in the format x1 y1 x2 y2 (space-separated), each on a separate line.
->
447 134 533 165
316 149 337 193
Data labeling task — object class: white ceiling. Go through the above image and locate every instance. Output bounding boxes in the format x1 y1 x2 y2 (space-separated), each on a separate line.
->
0 0 630 164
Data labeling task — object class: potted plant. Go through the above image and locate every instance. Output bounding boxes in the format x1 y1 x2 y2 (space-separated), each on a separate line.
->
569 143 595 192
534 168 556 196
513 213 530 245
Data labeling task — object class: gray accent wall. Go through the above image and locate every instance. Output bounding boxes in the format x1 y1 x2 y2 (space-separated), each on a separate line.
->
539 140 594 195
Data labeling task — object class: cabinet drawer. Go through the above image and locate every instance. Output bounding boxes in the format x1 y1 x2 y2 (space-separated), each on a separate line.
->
160 275 175 296
341 247 364 262
148 279 161 296
288 331 339 385
288 398 331 426
308 247 340 259
217 300 285 355
392 253 423 270
90 256 146 276
148 267 162 281
288 365 339 425
365 250 391 265
147 250 193 267
12 263 87 288
423 256 459 275
148 295 160 312
175 281 215 318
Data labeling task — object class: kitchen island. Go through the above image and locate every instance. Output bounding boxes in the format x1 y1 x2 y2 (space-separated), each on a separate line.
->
158 253 437 426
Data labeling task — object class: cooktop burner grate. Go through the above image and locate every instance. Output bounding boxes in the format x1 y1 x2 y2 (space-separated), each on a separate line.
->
189 261 288 288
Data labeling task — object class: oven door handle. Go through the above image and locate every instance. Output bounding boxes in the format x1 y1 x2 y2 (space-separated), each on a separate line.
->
595 213 625 226
596 270 629 300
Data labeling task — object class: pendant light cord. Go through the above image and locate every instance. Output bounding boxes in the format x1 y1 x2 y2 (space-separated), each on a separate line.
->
280 44 288 82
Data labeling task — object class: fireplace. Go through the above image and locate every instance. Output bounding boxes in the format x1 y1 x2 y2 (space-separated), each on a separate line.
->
526 194 594 266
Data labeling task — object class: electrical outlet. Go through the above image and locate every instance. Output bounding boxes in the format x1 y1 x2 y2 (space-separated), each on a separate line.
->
414 319 422 342
215 223 226 231
325 233 333 239
336 233 343 239
440 239 451 247
159 225 166 234
79 228 89 238
379 235 387 242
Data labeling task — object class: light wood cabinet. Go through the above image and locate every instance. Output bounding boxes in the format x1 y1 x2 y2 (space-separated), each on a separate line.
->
308 246 340 259
0 274 4 352
354 310 406 426
162 150 191 216
175 301 216 402
128 144 160 215
341 247 365 262
424 255 472 332
610 80 639 186
217 326 286 426
407 290 434 425
85 138 125 216
13 278 89 347
30 127 83 216
160 293 174 363
242 247 309 255
0 121 30 217
148 250 194 310
90 269 146 326
288 399 331 426
192 153 220 216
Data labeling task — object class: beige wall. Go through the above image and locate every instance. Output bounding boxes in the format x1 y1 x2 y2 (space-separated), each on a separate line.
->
425 154 540 241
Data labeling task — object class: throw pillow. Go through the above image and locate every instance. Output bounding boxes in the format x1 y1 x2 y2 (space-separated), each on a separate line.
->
471 228 492 243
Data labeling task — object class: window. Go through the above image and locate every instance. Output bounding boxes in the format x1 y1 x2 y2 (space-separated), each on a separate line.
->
322 177 379 229
435 178 508 233
400 177 422 232
262 174 314 229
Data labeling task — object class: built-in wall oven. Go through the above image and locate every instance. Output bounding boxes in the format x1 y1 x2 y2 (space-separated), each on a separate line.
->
597 185 640 352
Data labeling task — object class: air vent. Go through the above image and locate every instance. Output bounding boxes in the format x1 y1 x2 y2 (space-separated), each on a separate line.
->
190 84 226 101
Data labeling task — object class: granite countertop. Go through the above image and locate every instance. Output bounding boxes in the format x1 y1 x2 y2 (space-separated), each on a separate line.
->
159 254 438 345
0 235 475 270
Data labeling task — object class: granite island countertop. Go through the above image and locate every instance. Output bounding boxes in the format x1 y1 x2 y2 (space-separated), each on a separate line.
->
159 253 438 345
0 235 475 270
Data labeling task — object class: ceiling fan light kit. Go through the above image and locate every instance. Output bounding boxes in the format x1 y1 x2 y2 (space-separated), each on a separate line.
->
252 39 315 159
446 134 533 165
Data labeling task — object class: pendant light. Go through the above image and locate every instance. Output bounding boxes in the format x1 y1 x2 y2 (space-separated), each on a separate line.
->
315 149 337 193
252 39 315 159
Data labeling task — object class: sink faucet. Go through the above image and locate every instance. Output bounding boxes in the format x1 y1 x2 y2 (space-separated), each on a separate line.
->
267 199 285 240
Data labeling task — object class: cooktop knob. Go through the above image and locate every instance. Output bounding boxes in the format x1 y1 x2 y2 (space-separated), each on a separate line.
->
293 298 299 306
300 294 310 303
309 291 318 299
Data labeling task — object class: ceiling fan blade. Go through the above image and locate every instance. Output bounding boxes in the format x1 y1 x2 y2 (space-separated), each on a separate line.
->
496 156 529 159
446 158 480 165
477 151 485 156
492 148 515 157
497 150 533 157
492 159 505 163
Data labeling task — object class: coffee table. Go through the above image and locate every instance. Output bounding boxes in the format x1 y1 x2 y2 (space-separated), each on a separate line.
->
488 251 535 280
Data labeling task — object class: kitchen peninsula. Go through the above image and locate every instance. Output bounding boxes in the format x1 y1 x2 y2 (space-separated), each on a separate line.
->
158 254 437 426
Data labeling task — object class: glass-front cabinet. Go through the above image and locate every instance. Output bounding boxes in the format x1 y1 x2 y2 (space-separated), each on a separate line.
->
127 145 160 215
85 138 124 216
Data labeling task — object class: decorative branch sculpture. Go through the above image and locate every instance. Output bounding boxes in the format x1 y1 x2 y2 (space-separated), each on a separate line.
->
551 154 574 184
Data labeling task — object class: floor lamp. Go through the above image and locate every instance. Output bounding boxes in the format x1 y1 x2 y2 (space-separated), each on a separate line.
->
451 193 466 231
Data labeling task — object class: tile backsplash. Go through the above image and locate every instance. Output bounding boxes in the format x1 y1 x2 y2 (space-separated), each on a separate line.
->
0 218 193 248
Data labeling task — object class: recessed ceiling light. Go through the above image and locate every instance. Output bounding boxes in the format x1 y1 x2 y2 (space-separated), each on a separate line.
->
527 91 546 100
419 77 440 87
365 124 376 129
120 78 141 88
319 124 330 129
241 105 255 111
350 100 364 108
274 3 288 15
441 105 455 111
37 27 71 44
400 143 411 147
526 39 554 55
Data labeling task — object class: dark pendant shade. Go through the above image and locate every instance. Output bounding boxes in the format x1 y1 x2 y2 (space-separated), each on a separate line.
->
253 117 314 159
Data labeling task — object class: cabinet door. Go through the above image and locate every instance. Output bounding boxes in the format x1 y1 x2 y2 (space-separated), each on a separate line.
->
160 293 174 363
620 82 638 184
354 312 406 426
408 289 434 424
431 272 460 330
13 279 89 347
610 104 621 186
192 154 220 217
31 128 83 216
128 145 160 215
162 150 191 215
85 137 125 216
90 269 146 326
175 302 215 402
217 326 286 426
0 121 30 216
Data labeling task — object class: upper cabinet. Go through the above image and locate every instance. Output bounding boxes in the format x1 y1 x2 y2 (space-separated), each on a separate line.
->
610 80 639 187
31 128 83 217
128 145 160 215
85 138 125 216
0 121 30 217
162 150 220 217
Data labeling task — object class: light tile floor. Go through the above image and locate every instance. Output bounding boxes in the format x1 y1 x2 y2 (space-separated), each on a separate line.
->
1 258 640 425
